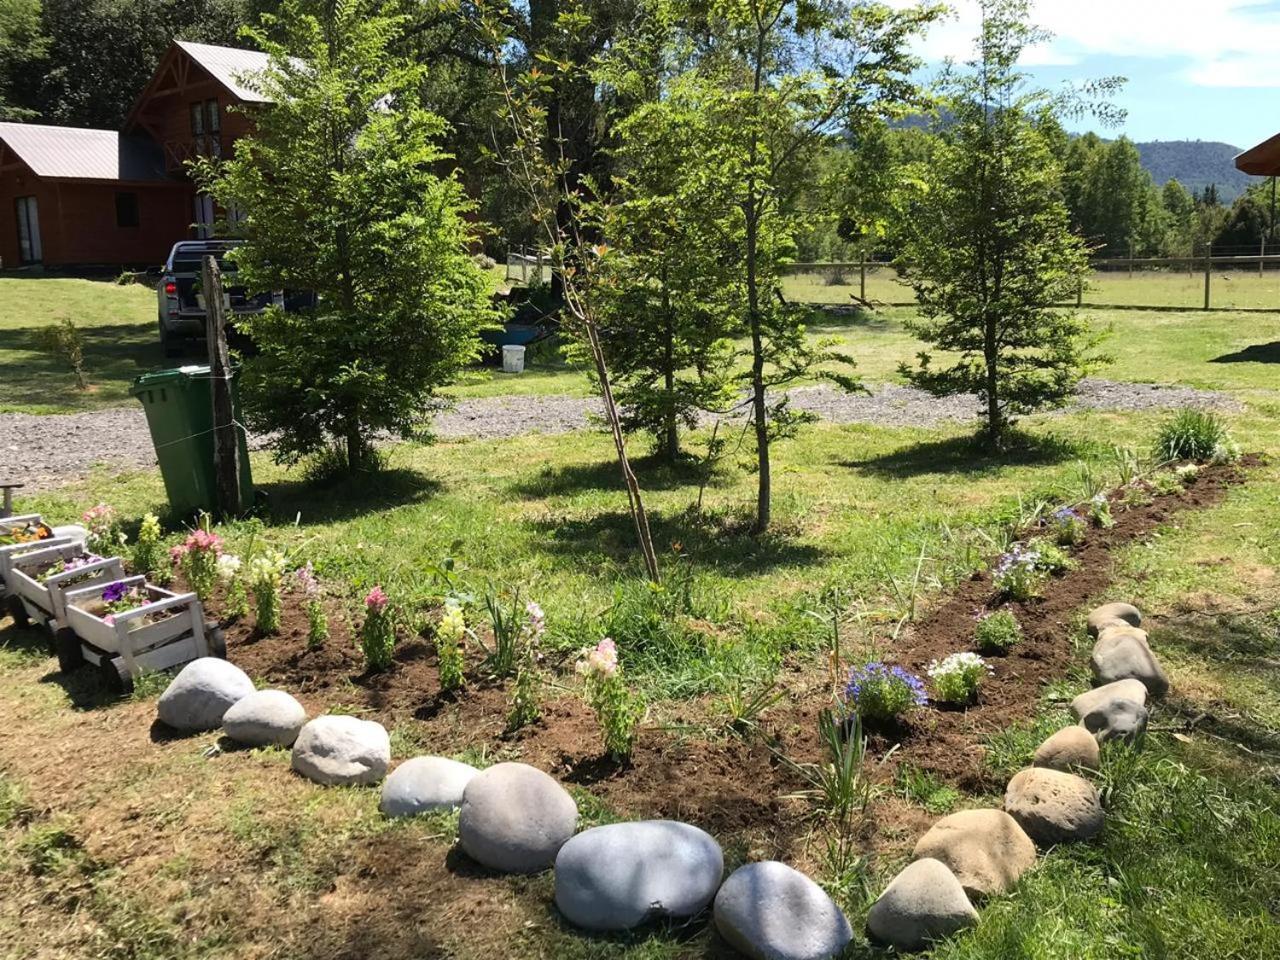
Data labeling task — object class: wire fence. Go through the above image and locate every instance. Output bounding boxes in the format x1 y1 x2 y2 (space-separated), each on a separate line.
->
778 255 1280 312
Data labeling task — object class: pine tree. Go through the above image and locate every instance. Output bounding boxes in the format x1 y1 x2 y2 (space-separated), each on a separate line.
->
897 0 1109 450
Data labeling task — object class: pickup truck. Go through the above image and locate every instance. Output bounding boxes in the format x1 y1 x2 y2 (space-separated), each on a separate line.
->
156 239 276 356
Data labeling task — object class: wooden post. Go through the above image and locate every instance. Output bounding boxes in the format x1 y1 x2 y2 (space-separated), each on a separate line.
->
1128 243 1134 279
1203 248 1212 311
1076 273 1083 308
203 256 244 518
1261 239 1266 278
859 251 867 303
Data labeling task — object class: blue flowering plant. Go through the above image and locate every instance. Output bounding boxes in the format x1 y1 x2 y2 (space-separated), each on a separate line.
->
1048 505 1087 546
843 662 927 725
992 544 1048 601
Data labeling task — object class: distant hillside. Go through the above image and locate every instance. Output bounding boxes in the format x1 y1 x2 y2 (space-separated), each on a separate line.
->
1136 140 1259 202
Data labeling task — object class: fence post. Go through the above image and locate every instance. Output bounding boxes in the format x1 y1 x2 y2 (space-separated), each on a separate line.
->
1261 239 1267 278
203 255 244 519
1128 243 1134 279
859 252 867 303
1203 249 1212 311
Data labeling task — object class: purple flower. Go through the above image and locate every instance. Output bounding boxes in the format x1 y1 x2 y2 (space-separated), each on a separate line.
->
102 580 129 604
843 661 928 721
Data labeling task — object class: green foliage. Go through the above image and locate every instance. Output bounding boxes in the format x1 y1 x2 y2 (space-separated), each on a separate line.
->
434 599 466 692
130 513 166 581
897 0 1108 449
1154 408 1234 463
359 591 396 672
927 651 991 704
198 0 497 472
896 765 960 814
34 318 87 390
578 640 646 759
0 0 44 120
787 709 873 822
974 609 1022 654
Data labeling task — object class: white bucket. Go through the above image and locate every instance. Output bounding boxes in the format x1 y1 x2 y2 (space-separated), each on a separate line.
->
502 344 527 374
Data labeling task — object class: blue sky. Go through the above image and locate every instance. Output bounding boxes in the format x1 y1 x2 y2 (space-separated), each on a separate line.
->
890 0 1280 148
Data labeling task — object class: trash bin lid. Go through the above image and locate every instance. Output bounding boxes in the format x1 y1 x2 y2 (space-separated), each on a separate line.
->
131 366 226 395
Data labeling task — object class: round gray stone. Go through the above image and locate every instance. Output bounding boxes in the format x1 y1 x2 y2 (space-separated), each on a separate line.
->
157 657 255 732
458 762 577 873
555 820 723 931
1086 602 1142 637
866 858 977 953
291 715 390 786
1033 725 1100 773
1070 678 1148 720
380 756 479 817
1091 632 1169 697
1080 697 1149 743
1004 767 1104 845
222 689 307 747
714 861 852 960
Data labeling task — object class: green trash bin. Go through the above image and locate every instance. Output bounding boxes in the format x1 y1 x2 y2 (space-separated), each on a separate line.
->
130 365 254 516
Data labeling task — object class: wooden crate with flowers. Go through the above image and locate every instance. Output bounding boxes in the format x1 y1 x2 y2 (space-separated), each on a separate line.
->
7 541 126 638
62 577 220 692
2 523 86 625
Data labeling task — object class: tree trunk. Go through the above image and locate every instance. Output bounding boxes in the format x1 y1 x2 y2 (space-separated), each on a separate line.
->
661 271 678 461
204 255 245 518
983 314 1001 450
747 23 770 536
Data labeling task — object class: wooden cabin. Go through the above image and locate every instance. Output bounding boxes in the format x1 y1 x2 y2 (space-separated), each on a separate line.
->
0 42 269 270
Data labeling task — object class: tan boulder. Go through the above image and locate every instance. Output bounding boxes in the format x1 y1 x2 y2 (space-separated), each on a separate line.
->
866 858 978 952
1070 679 1147 720
1086 602 1142 638
1033 726 1100 773
1004 767 1104 845
1091 632 1169 697
911 808 1037 898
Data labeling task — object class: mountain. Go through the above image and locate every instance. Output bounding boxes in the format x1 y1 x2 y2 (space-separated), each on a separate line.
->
1135 140 1259 202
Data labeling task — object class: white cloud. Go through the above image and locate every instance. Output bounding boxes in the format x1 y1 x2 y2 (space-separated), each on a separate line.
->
890 0 1280 87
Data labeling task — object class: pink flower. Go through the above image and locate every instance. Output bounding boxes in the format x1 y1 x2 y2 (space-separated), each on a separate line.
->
364 586 389 613
103 615 115 626
185 529 223 554
578 637 619 678
169 544 189 563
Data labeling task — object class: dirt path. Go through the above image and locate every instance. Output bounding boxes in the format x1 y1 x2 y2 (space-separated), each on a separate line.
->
0 378 1241 491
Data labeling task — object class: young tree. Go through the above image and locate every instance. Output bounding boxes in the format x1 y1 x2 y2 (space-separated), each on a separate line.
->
0 0 44 120
640 0 939 533
199 0 497 471
1077 137 1164 256
896 0 1113 450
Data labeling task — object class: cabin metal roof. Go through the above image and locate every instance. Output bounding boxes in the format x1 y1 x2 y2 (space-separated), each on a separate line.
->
175 41 272 103
0 122 169 181
1236 133 1280 177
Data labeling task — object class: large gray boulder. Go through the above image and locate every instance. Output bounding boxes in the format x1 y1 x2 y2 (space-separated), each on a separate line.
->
911 808 1037 898
1086 602 1142 638
458 762 576 874
1004 767 1103 845
1033 726 1100 773
380 756 479 818
714 861 852 960
291 715 390 786
157 657 255 732
222 689 307 747
1091 631 1169 697
866 858 977 953
1072 678 1151 743
555 820 722 931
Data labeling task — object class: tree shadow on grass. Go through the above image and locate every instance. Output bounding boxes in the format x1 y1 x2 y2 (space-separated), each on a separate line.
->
1210 342 1280 364
530 506 826 578
0 322 162 410
258 467 444 526
510 452 729 500
844 430 1080 479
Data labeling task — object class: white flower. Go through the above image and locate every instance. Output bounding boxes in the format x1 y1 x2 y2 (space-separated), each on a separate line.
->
216 554 242 583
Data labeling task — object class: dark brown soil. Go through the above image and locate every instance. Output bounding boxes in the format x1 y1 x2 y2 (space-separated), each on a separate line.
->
220 457 1255 852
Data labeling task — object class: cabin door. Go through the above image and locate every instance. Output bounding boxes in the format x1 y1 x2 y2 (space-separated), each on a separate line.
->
14 196 41 265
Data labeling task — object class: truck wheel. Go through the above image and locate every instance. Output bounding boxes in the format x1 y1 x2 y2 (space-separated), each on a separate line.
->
99 657 132 696
55 627 84 674
159 317 183 358
6 596 29 628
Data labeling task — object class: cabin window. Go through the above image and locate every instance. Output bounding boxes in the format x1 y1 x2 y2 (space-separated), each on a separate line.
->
190 99 222 158
115 192 139 229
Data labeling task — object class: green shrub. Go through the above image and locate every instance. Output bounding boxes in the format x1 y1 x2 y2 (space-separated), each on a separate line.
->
35 318 87 390
927 652 991 704
974 610 1022 654
1154 409 1234 463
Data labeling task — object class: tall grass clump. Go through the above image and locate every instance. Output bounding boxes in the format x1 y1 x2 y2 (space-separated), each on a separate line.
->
1154 409 1236 463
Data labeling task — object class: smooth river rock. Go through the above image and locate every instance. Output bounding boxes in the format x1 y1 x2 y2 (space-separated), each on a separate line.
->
911 808 1037 898
714 861 852 960
866 858 978 953
156 657 255 732
290 715 390 786
1086 602 1142 638
1070 678 1148 720
458 762 577 874
222 689 307 747
555 820 723 931
1033 726 1100 773
380 756 479 817
1004 767 1104 845
1091 632 1169 697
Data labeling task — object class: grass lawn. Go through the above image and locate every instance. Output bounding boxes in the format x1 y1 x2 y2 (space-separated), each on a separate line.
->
2 276 1280 957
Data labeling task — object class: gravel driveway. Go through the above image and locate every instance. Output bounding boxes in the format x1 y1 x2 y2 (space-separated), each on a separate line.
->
0 378 1241 491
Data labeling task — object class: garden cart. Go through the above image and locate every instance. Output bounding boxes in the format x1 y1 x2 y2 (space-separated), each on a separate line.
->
61 576 224 693
5 540 126 639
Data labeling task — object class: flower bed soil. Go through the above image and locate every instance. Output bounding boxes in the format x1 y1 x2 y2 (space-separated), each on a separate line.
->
221 457 1255 858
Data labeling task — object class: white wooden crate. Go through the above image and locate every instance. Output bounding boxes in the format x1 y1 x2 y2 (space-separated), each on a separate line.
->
7 543 127 632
